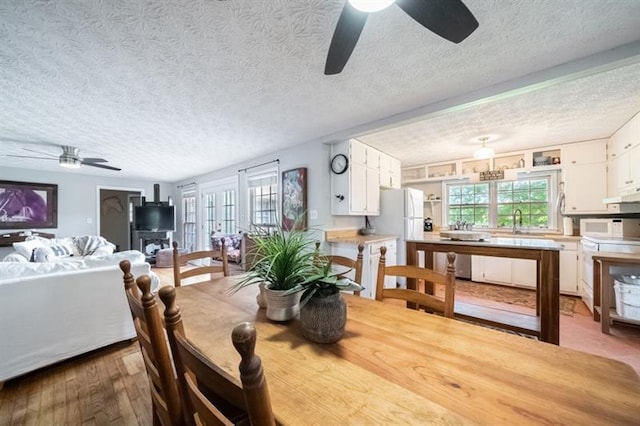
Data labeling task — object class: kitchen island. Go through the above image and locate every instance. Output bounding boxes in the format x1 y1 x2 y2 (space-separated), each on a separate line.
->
406 236 561 344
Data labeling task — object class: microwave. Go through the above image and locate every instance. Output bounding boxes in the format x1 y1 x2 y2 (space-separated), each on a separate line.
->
580 218 640 238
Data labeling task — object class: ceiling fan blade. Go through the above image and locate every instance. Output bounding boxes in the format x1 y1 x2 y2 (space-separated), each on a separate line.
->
22 147 58 158
82 161 121 171
396 0 478 43
80 157 108 163
6 154 58 160
324 2 369 75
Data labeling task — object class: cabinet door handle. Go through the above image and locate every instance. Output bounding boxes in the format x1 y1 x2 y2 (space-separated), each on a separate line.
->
571 206 576 210
571 160 576 164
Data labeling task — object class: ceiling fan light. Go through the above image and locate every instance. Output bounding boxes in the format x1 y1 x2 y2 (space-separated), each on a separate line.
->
473 146 495 160
348 0 395 13
59 156 81 168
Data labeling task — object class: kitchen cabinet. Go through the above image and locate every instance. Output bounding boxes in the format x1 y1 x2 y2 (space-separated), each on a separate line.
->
472 240 579 295
329 238 397 300
559 241 579 295
380 153 401 189
609 112 639 160
615 144 640 195
473 256 535 289
473 256 515 286
331 139 380 216
512 259 537 288
562 140 608 214
562 140 606 165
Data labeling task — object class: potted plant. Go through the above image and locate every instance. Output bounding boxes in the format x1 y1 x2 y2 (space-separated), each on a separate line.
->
231 224 316 321
283 255 362 343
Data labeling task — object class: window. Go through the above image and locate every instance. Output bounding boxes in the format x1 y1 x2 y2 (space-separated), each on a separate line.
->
204 192 216 237
182 191 197 252
496 179 549 228
248 171 278 228
448 183 489 226
221 190 236 233
446 174 554 230
201 178 237 249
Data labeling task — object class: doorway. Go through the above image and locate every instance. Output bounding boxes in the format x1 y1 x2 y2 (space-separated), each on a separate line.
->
98 187 143 252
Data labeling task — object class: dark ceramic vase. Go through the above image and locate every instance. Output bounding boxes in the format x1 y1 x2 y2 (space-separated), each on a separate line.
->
300 292 346 343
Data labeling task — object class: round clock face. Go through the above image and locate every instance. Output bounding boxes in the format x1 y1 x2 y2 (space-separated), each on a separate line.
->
331 154 349 174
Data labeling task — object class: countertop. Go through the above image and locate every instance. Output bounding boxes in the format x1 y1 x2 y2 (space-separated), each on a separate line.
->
411 233 560 250
424 231 582 243
325 234 399 245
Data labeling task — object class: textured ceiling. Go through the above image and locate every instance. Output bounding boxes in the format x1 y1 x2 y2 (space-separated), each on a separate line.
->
1 0 639 181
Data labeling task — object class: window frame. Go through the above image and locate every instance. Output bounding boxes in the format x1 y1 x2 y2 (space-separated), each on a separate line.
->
247 168 279 229
181 190 197 252
444 171 559 231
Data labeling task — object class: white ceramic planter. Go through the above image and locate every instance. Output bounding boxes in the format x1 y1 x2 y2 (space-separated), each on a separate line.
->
256 282 268 309
264 286 302 321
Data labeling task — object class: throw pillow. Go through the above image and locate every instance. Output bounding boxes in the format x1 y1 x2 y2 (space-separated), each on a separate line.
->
32 244 73 262
211 236 223 250
13 239 46 259
230 234 242 250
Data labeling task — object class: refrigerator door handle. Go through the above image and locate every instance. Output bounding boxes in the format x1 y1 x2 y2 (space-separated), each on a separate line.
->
408 190 415 218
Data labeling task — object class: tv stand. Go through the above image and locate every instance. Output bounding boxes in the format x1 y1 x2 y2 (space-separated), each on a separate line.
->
133 230 171 264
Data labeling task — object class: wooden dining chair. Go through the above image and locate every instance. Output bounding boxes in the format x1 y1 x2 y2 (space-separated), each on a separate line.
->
314 241 364 295
159 286 276 426
172 240 229 287
375 247 457 318
119 260 183 426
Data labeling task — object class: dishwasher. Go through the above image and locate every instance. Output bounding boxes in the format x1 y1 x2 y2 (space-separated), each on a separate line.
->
455 254 472 279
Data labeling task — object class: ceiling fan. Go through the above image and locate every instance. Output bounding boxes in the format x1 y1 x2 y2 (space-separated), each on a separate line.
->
325 0 479 75
7 145 122 171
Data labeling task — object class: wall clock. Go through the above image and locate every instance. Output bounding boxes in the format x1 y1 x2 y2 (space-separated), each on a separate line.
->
330 154 349 175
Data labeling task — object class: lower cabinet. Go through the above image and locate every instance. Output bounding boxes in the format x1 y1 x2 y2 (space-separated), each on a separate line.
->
472 256 535 289
471 241 579 295
329 239 397 300
559 242 579 295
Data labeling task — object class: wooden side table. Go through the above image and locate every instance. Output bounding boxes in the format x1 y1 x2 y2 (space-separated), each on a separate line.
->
592 252 640 333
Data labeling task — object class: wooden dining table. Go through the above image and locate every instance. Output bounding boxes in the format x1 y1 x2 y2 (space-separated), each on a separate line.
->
173 276 640 425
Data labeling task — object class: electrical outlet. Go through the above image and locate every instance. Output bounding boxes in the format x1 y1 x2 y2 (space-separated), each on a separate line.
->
309 210 318 220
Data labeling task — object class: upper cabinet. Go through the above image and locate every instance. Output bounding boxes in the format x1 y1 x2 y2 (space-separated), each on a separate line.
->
562 139 609 214
608 113 640 197
379 152 401 189
331 139 383 216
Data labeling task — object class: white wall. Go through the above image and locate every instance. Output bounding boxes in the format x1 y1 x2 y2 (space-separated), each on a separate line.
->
172 139 363 246
1 139 369 257
0 166 171 244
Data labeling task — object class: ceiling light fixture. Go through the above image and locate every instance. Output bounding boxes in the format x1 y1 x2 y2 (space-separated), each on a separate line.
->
348 0 395 13
473 136 495 159
59 155 81 169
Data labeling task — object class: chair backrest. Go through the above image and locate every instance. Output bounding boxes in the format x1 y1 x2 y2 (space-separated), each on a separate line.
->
119 260 183 426
314 242 364 296
172 240 229 287
375 247 457 318
159 286 276 426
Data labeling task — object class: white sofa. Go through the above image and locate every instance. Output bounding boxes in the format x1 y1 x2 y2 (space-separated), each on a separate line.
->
0 241 157 384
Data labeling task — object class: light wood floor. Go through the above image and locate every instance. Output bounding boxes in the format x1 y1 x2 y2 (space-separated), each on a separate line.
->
1 265 639 425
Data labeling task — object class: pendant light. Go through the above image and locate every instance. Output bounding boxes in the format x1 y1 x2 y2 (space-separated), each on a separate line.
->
473 137 495 159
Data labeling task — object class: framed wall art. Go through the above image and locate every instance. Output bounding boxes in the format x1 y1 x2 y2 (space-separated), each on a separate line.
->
0 180 58 229
282 167 307 231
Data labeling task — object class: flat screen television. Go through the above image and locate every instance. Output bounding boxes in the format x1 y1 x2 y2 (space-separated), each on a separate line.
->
134 205 175 231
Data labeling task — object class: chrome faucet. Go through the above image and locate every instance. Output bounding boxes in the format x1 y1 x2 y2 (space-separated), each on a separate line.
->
512 208 523 234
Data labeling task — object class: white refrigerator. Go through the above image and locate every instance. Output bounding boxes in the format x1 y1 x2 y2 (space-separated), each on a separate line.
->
374 187 425 270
